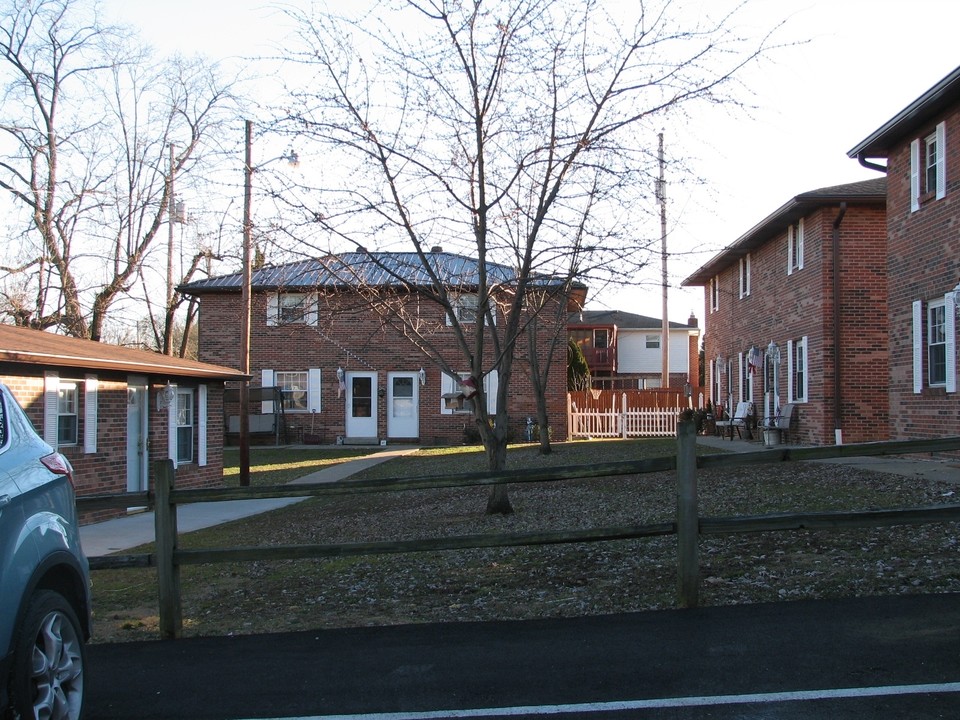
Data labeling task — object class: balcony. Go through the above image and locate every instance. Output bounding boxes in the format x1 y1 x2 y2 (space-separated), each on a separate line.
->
582 345 615 373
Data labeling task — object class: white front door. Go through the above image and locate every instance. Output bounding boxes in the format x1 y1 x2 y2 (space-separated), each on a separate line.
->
387 372 419 439
126 376 148 493
345 372 378 439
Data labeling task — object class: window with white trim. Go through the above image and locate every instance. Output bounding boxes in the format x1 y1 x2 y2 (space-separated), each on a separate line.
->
710 276 720 312
739 254 751 298
57 382 79 446
440 370 498 415
910 121 946 211
175 389 194 464
447 293 496 325
266 292 318 326
928 300 947 386
276 371 309 411
645 334 660 349
788 220 804 274
787 337 808 403
261 368 322 412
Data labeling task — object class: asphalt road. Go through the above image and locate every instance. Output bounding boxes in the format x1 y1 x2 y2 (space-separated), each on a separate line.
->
85 593 960 719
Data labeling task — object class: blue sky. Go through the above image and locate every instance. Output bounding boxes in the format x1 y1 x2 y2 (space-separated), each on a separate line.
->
102 0 960 323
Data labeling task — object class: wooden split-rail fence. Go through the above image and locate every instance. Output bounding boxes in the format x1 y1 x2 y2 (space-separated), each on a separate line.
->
79 427 960 639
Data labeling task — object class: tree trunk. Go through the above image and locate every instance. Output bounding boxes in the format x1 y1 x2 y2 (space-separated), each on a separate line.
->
484 420 513 514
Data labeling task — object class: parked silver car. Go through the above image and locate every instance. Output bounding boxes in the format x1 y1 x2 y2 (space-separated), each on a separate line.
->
0 383 91 720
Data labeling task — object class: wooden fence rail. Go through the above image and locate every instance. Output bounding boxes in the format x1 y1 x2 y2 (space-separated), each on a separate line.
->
80 429 960 639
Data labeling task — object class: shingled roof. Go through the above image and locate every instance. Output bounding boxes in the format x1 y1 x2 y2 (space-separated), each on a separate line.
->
568 309 696 330
681 177 886 287
0 324 247 380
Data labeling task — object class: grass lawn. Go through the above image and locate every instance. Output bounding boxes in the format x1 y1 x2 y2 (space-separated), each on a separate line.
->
88 438 960 642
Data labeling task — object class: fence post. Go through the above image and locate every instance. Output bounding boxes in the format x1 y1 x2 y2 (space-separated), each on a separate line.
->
676 419 699 608
154 459 183 639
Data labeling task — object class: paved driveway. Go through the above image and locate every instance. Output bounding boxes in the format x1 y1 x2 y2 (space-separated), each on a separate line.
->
86 593 960 719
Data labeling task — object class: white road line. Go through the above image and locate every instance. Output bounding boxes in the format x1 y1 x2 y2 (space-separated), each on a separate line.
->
240 681 960 720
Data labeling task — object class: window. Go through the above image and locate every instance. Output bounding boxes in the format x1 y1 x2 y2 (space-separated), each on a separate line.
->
788 220 804 274
925 132 939 197
440 370 498 415
275 371 309 411
787 337 808 403
928 300 947 386
57 383 78 446
176 389 194 464
739 254 751 298
645 334 660 349
594 329 609 349
911 122 946 211
267 292 317 326
710 276 719 312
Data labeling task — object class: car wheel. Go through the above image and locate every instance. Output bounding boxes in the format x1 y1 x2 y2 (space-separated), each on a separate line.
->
10 590 85 720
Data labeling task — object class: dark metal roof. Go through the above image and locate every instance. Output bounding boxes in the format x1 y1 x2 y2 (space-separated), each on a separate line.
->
568 309 696 330
680 177 886 287
849 65 960 159
180 251 587 296
0 324 247 380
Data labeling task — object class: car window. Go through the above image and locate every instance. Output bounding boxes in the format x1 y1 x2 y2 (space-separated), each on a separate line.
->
0 389 6 448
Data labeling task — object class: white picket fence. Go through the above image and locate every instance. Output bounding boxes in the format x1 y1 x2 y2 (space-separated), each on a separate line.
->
567 394 680 439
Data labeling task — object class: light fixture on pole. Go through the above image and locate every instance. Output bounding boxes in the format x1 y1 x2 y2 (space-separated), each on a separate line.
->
238 120 299 486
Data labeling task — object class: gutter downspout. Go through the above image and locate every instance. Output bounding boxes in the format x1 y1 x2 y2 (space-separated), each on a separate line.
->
832 202 848 445
857 153 887 173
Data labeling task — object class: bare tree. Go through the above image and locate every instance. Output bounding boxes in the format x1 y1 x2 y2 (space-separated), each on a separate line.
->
0 0 238 346
278 0 779 512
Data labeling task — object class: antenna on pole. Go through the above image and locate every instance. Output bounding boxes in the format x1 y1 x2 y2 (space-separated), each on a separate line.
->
658 132 669 389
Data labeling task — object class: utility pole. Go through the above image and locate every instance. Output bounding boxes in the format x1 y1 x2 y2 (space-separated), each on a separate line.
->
239 120 253 486
165 143 176 355
658 132 669 389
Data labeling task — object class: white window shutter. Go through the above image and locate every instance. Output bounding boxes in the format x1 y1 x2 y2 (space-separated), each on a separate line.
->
946 293 957 393
786 340 794 401
43 372 59 448
800 337 809 401
787 225 794 275
84 375 98 454
167 384 178 468
936 121 947 200
913 300 924 393
797 219 804 270
266 293 279 327
306 292 319 326
440 372 456 415
910 138 921 212
484 370 499 414
198 384 208 466
308 368 322 412
261 369 275 413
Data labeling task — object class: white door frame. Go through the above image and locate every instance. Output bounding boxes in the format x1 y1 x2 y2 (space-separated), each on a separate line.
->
345 372 378 439
126 375 149 493
387 372 419 439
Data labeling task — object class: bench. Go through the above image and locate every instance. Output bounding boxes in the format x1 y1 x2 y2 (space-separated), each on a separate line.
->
226 413 286 445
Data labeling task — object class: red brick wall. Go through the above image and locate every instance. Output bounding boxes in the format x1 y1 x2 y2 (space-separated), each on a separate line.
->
1 367 225 524
700 203 888 445
197 289 570 445
884 106 960 440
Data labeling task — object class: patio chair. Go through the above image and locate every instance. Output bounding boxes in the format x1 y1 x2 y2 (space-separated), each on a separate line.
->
715 401 751 440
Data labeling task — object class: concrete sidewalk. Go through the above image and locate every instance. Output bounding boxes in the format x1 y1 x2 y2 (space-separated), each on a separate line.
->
696 433 960 484
79 445 418 557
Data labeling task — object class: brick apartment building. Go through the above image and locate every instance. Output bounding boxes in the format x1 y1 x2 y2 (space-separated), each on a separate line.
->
849 65 960 441
0 324 245 521
682 178 888 445
181 250 583 446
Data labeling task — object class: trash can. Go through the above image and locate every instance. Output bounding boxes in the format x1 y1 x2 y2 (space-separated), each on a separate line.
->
763 429 781 447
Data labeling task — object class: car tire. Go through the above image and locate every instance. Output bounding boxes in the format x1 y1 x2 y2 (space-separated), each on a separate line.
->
9 589 86 720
